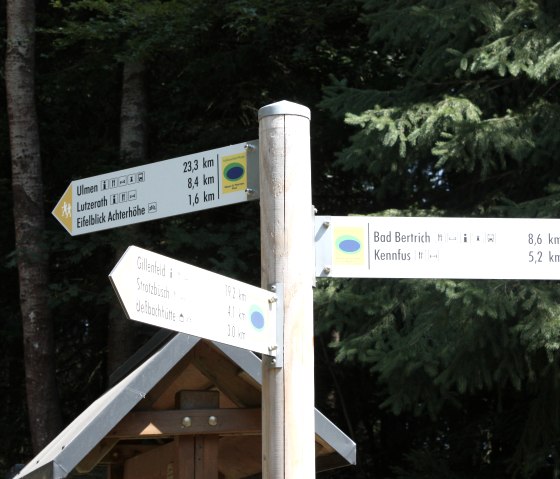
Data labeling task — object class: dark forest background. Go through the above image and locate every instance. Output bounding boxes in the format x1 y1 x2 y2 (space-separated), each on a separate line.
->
4 1 560 477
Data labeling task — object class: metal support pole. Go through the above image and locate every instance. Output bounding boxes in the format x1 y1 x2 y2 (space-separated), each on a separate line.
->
258 101 315 477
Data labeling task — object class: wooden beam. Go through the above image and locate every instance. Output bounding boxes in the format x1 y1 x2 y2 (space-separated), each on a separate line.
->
191 341 261 407
134 354 200 410
107 408 261 438
176 390 218 409
100 444 154 465
175 436 195 479
75 438 119 473
194 436 219 479
123 441 175 479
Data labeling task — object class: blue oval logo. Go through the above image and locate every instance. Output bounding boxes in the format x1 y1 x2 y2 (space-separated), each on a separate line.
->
336 235 361 254
250 306 265 330
224 163 245 181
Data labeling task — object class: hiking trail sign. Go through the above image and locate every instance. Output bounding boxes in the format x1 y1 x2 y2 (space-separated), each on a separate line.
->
109 245 278 356
52 141 259 235
315 215 560 280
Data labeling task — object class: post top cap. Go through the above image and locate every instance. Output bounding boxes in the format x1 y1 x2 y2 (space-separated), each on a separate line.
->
258 100 311 120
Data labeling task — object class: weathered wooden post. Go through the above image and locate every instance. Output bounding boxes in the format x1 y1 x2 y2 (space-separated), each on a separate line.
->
258 101 315 477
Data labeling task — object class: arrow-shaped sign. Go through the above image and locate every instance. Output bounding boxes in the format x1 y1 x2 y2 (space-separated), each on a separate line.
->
109 246 277 356
53 141 259 235
315 215 560 280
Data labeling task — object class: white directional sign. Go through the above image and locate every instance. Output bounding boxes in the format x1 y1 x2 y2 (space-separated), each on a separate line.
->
315 215 560 280
110 246 277 356
52 141 259 235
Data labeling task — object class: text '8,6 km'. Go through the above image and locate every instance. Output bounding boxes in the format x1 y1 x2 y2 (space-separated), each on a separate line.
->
315 216 560 280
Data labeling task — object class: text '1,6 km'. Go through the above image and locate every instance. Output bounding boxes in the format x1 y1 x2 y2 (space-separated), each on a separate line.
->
109 246 278 356
52 141 259 236
315 216 560 280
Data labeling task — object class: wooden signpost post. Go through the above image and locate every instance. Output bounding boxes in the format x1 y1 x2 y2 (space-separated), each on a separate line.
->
258 101 316 477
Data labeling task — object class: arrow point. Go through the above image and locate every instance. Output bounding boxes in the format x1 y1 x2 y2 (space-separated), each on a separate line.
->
52 183 73 235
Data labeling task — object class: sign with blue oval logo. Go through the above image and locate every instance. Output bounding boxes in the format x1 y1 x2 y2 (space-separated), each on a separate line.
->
249 305 266 330
222 152 247 194
224 163 245 181
333 227 366 266
336 235 362 254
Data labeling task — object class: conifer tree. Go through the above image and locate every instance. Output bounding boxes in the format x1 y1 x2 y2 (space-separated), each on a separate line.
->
320 1 560 477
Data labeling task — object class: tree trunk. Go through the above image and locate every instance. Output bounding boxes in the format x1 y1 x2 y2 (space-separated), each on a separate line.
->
5 0 62 453
119 60 148 166
107 60 148 375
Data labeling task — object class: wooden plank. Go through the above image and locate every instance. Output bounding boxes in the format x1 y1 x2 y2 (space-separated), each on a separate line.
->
109 464 124 479
176 390 219 409
135 354 194 410
75 438 119 473
123 441 175 479
191 341 261 407
149 363 215 411
101 444 154 465
195 436 219 479
107 408 261 438
218 436 261 478
175 436 195 479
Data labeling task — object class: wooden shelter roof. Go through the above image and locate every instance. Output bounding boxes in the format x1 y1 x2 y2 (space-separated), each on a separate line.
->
16 333 356 479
